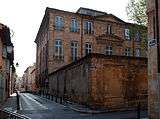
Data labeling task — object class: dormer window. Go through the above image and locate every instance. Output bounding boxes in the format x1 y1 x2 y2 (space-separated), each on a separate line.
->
84 21 93 34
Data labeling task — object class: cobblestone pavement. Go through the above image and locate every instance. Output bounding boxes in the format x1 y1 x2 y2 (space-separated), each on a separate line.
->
1 93 148 119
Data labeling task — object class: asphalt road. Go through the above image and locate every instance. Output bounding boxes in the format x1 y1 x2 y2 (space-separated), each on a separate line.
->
16 93 147 119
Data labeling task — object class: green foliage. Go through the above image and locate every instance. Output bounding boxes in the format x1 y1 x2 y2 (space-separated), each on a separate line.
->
129 24 148 50
126 0 147 26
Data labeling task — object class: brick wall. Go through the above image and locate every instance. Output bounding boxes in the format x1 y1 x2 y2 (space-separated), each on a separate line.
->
49 53 147 109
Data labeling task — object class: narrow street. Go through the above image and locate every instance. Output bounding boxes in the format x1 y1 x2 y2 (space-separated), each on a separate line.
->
3 93 146 119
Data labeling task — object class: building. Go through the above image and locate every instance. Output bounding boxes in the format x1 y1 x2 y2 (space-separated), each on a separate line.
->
35 8 147 107
15 77 24 92
0 23 14 103
22 64 36 92
35 7 147 95
147 0 160 118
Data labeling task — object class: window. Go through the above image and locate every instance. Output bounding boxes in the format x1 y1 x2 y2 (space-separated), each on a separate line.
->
106 46 112 55
54 39 63 58
124 29 130 40
124 48 131 56
70 19 79 32
85 43 92 55
84 21 93 34
106 25 112 35
2 47 7 58
71 41 78 61
55 16 64 30
135 31 140 41
135 48 141 57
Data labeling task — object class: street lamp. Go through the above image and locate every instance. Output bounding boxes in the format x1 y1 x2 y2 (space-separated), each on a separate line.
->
16 62 19 67
6 45 13 97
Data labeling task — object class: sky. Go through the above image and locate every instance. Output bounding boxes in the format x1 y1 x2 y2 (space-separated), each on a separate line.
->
0 0 130 77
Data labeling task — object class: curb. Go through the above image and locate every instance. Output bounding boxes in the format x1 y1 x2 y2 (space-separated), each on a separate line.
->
69 106 107 114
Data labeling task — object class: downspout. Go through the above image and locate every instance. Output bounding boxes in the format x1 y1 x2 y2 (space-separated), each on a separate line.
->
80 15 83 57
155 0 160 72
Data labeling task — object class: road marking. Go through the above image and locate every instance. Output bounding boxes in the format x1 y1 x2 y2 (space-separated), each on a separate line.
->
21 94 48 110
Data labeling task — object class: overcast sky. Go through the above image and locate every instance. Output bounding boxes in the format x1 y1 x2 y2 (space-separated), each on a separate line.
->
0 0 130 77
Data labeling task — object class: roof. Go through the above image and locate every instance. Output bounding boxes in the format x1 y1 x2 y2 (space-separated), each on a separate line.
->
49 53 147 76
76 7 107 15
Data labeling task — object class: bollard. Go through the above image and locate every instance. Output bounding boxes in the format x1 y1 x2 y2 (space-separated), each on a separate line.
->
137 102 140 119
16 91 20 110
60 97 62 104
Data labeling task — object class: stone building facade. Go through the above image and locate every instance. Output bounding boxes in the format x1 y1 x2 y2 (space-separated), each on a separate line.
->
35 7 147 95
22 64 36 92
49 53 147 109
147 0 160 118
0 23 14 103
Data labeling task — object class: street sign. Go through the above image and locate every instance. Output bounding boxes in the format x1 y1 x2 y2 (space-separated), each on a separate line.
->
148 38 157 47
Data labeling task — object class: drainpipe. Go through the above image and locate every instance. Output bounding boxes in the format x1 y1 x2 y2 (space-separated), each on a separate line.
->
80 15 83 57
155 0 160 72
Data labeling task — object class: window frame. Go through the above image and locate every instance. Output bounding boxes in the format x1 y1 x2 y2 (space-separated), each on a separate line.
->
107 24 112 35
85 42 92 55
70 19 79 32
135 48 141 57
124 48 131 56
84 21 93 34
124 28 130 40
55 16 64 30
135 31 141 42
70 41 78 61
106 46 113 55
54 39 63 58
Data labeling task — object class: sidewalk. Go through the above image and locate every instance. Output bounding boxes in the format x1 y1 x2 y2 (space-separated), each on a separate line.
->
1 93 17 112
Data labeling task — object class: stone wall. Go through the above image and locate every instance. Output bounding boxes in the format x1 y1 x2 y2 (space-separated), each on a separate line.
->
88 54 147 109
49 56 90 104
49 53 147 109
147 0 160 118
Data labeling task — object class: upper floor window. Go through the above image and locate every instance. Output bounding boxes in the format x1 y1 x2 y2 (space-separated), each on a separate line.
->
70 19 79 32
55 16 64 30
135 31 141 41
106 46 112 55
124 28 130 40
135 48 141 57
85 42 92 55
54 39 63 59
2 47 7 58
124 48 131 56
106 25 112 35
84 21 93 34
71 41 78 61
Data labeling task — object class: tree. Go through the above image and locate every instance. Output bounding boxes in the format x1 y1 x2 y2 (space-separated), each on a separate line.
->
127 0 148 50
126 0 147 26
